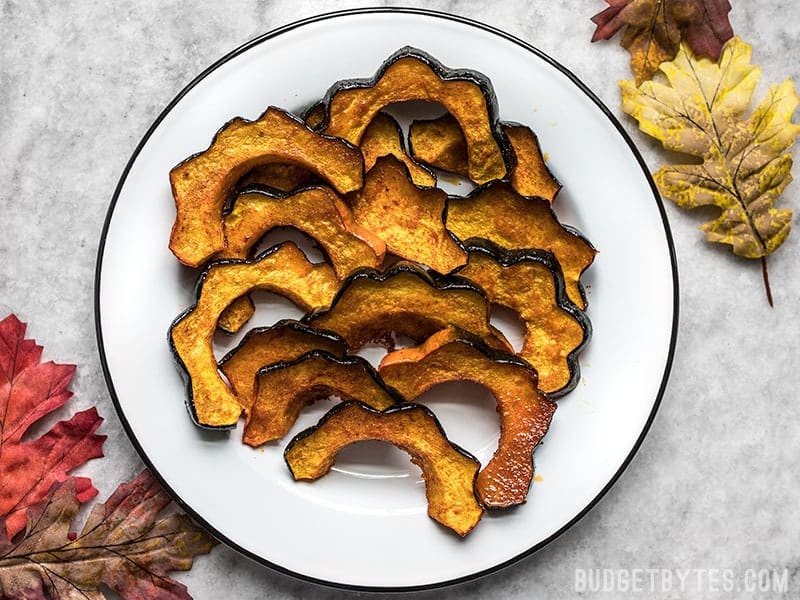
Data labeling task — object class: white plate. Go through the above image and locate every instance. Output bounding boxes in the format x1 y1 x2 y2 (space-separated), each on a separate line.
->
96 8 677 591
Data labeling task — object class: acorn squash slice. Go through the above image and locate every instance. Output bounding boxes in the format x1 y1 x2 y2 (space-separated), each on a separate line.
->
236 162 316 193
284 401 483 536
379 328 556 508
218 320 347 416
503 122 562 201
169 106 364 267
455 241 591 396
360 112 436 187
446 182 596 309
216 297 255 335
319 47 510 184
244 351 400 446
407 113 468 175
169 242 339 428
410 116 561 201
347 156 466 274
305 263 512 353
216 185 386 333
221 186 385 269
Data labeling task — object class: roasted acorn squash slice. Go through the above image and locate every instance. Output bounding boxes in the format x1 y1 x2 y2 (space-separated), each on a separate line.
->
408 113 469 175
347 156 466 274
221 186 385 270
216 297 256 335
284 401 483 536
379 328 556 508
410 116 561 201
216 185 386 333
244 351 400 446
319 47 510 184
360 112 436 187
503 123 562 201
236 162 316 193
454 241 591 395
169 106 364 267
218 320 347 415
169 242 339 428
446 182 596 309
305 263 512 353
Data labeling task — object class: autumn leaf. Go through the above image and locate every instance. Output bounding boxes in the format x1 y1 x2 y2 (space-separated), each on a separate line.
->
0 470 217 599
0 313 216 597
0 314 106 538
591 0 734 84
620 37 800 303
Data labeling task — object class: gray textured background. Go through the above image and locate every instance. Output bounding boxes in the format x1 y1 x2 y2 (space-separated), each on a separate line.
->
1 1 798 598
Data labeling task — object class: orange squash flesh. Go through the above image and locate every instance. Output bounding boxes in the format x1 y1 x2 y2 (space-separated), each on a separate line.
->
169 242 339 428
221 186 385 271
408 113 468 175
169 106 364 267
216 297 257 334
321 48 508 184
215 186 385 333
456 242 590 395
360 112 436 187
409 116 561 201
379 328 556 508
446 182 596 309
218 320 347 415
306 264 512 353
244 352 399 446
503 123 562 201
236 162 316 193
284 401 483 536
347 156 466 274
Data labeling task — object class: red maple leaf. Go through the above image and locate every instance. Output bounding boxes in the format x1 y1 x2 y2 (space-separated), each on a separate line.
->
0 314 105 538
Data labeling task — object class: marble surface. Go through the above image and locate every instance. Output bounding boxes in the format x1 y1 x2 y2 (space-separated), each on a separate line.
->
1 1 798 598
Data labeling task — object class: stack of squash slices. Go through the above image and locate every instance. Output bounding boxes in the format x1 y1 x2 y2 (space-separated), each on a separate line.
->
167 47 596 537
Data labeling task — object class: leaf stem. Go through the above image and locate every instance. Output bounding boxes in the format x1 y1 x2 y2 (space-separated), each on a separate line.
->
761 256 774 307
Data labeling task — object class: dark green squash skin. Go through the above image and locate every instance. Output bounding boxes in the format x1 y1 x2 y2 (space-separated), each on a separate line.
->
313 46 516 177
302 261 505 350
168 243 315 430
283 400 481 488
445 181 597 308
446 239 592 398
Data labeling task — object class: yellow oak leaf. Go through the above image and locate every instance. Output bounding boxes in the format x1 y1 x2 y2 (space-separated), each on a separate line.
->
620 36 799 260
